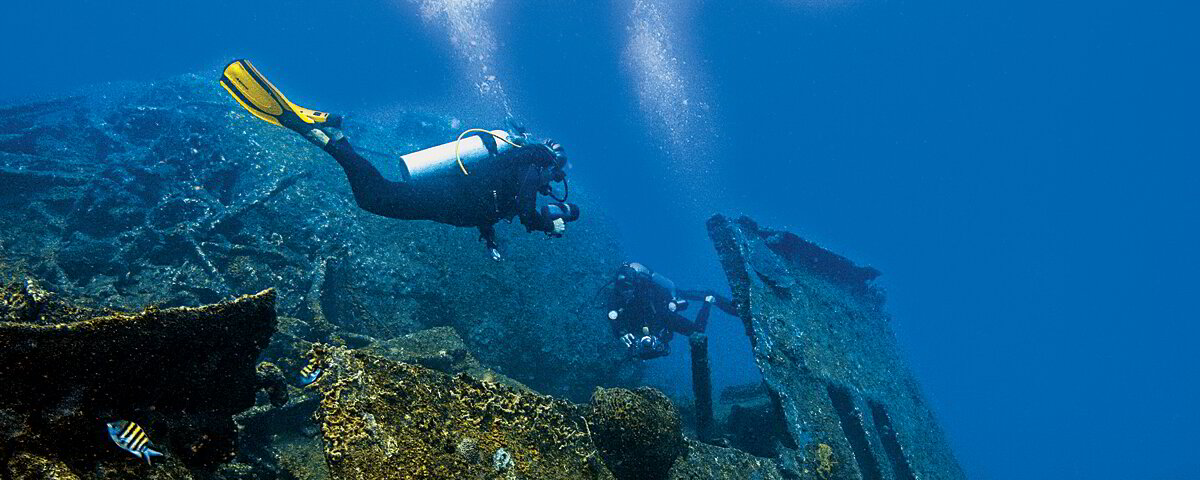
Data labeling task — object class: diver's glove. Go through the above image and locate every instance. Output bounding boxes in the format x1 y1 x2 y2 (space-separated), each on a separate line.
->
536 203 578 237
621 333 637 349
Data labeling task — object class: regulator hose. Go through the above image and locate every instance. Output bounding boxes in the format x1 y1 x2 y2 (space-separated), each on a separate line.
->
541 142 569 202
549 177 569 203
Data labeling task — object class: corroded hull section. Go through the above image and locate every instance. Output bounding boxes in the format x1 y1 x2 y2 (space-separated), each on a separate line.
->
707 215 965 480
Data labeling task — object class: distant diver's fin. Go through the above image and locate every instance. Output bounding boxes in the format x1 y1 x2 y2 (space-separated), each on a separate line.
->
219 59 333 130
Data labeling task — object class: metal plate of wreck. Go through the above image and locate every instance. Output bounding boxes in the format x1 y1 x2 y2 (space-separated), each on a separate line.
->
707 214 965 480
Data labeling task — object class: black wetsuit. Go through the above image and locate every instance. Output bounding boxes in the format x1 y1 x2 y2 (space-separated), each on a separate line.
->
606 263 735 359
323 135 566 247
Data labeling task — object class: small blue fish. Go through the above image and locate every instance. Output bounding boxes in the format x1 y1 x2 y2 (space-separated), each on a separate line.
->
106 420 163 465
299 358 323 386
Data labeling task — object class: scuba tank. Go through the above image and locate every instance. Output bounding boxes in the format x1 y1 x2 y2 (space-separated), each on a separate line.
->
399 129 517 182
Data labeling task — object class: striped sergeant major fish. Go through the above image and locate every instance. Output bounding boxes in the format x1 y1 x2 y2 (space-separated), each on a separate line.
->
106 420 164 465
299 358 323 386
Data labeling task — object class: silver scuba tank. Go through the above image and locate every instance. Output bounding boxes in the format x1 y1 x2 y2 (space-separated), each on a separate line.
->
399 129 516 181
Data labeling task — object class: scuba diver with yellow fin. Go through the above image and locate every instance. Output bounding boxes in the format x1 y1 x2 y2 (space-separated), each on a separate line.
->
219 59 578 260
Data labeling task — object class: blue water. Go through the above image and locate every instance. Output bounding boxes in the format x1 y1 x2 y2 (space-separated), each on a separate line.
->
6 1 1198 478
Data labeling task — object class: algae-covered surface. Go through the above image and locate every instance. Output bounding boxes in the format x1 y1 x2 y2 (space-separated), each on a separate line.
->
311 345 614 480
588 387 684 480
667 440 784 480
0 280 276 478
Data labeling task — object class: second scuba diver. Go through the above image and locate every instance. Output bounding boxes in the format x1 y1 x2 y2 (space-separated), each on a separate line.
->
219 59 579 260
604 262 737 359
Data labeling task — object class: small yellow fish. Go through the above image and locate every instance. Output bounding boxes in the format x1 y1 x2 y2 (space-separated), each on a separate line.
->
106 420 164 465
299 358 323 386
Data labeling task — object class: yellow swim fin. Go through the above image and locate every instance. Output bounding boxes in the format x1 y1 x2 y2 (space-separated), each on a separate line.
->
219 59 334 130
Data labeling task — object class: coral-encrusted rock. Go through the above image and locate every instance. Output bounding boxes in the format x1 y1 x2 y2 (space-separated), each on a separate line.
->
239 326 522 480
256 362 290 408
5 451 80 480
588 387 685 480
363 326 531 392
667 440 783 480
311 346 615 480
0 279 277 477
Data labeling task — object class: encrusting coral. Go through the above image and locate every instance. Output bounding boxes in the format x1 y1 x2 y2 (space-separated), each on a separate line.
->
310 345 616 480
587 387 685 480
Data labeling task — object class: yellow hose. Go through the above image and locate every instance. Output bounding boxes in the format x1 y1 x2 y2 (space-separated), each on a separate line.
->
454 128 520 175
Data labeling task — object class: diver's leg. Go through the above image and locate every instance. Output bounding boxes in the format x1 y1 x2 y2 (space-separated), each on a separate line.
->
323 137 412 218
218 60 416 219
679 289 737 316
664 312 702 335
693 296 714 332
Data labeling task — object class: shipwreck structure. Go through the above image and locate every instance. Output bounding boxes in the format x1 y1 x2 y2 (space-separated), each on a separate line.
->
707 215 965 480
0 73 965 479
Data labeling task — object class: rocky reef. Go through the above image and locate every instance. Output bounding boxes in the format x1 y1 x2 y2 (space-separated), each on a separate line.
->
0 279 276 478
0 74 630 400
3 279 775 480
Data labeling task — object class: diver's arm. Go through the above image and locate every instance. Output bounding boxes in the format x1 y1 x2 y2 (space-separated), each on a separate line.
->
520 208 558 234
606 308 639 349
521 205 570 236
607 308 627 336
515 165 556 234
516 174 574 236
512 147 578 235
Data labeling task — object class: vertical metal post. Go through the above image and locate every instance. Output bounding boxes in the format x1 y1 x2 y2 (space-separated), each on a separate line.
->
689 333 715 441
